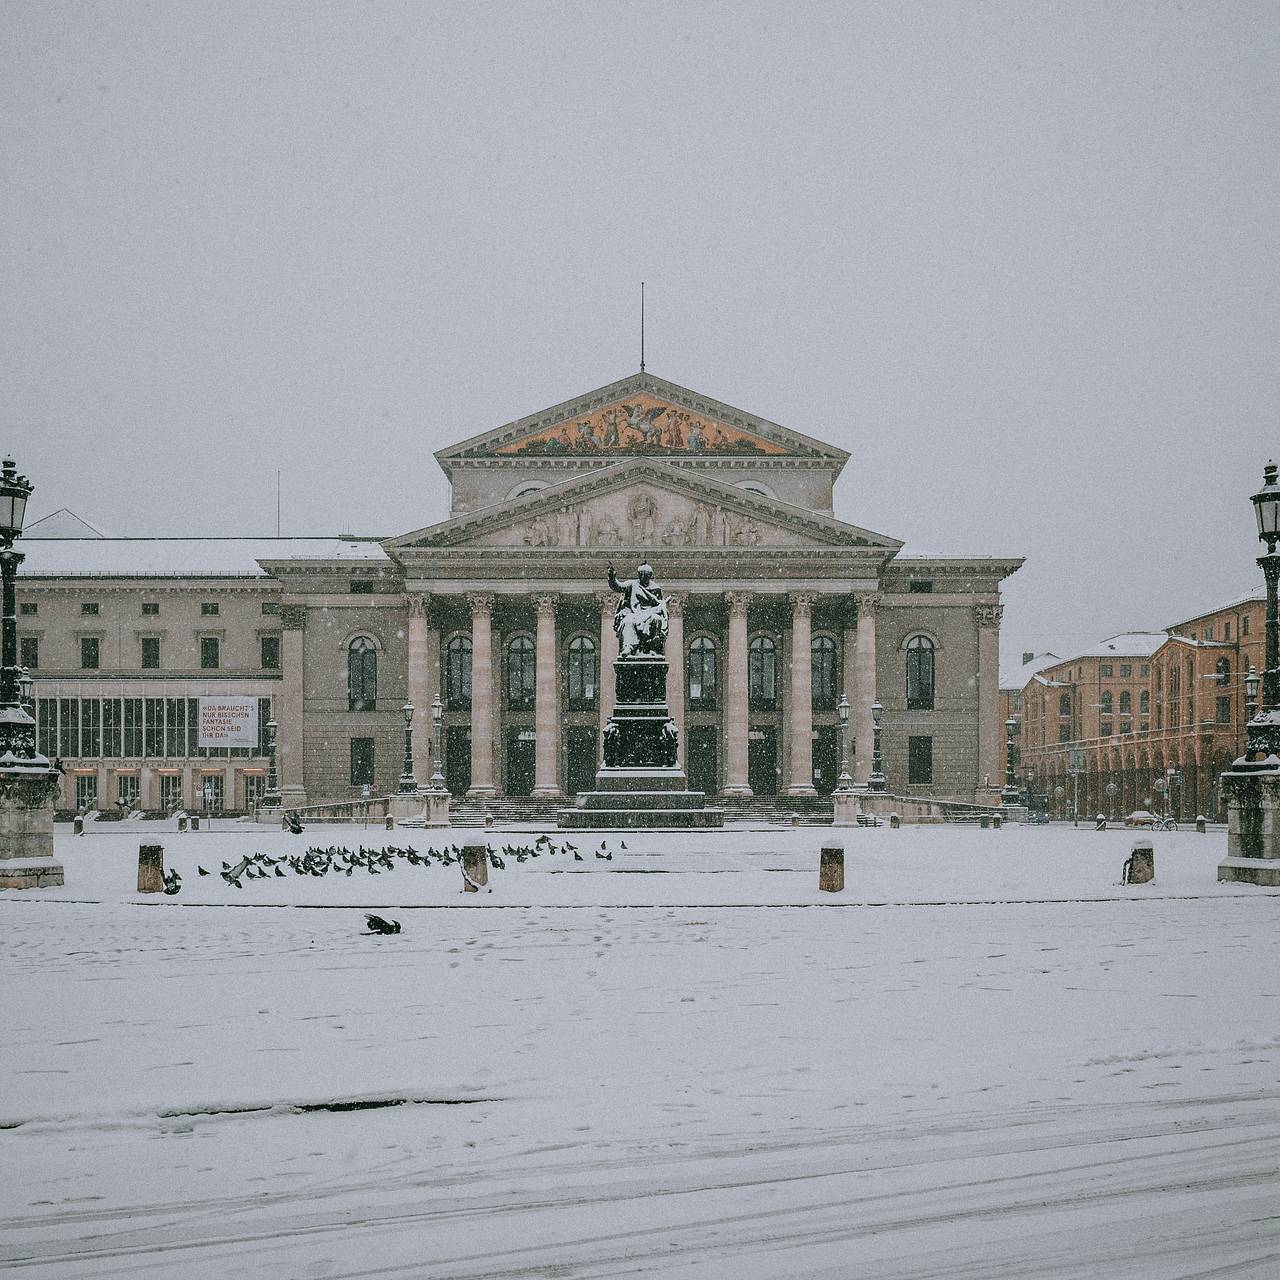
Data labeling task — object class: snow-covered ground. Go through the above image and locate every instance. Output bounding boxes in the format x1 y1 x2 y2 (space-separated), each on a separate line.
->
3 822 1279 1278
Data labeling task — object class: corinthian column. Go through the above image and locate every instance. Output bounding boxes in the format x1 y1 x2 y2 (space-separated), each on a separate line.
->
975 603 1003 798
406 593 433 787
531 593 561 799
466 593 496 797
787 592 818 795
853 593 879 786
665 591 688 767
724 591 752 795
279 604 308 806
597 590 619 761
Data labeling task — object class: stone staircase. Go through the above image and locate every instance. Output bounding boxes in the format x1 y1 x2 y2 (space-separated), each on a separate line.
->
446 794 835 827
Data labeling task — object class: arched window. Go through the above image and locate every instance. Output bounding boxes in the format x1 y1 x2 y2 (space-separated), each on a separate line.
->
445 634 472 710
347 637 377 712
1216 656 1231 687
567 636 597 710
906 635 935 710
811 635 838 710
1140 689 1150 715
688 636 717 708
1100 690 1113 714
748 635 777 709
1119 690 1132 714
506 636 535 710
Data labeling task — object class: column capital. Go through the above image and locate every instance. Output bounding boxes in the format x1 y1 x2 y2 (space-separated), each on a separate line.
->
788 591 817 616
280 604 306 630
853 592 881 615
725 590 752 618
534 593 558 618
466 592 495 615
407 592 431 619
974 603 1004 629
665 590 689 616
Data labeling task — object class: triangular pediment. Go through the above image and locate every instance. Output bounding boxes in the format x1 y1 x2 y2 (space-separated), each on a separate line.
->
387 459 898 553
434 373 847 465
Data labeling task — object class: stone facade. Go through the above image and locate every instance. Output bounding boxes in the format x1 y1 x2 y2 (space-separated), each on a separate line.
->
18 373 1021 809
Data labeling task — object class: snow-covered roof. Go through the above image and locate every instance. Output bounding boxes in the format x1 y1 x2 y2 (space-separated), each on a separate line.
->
23 508 113 538
17 538 391 579
1065 632 1169 661
1000 651 1061 690
1164 584 1265 630
893 546 1024 562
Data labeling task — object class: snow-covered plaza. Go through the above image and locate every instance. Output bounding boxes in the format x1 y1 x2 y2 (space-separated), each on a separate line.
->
4 821 1280 1279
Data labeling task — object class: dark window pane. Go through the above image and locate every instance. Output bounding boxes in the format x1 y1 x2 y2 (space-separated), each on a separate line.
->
350 737 375 786
906 636 934 710
347 637 377 711
811 635 838 710
688 637 717 708
20 636 39 670
446 635 472 710
81 637 100 669
200 637 220 669
748 636 776 709
908 735 933 784
260 634 281 670
507 637 535 710
567 636 597 710
141 637 160 669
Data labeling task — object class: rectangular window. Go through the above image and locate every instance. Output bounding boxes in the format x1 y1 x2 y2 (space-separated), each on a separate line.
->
350 737 375 787
1058 724 1071 743
349 580 374 594
1140 664 1150 676
1119 664 1132 677
75 774 97 810
1101 722 1113 737
142 602 159 616
116 774 140 809
260 634 281 670
1100 664 1113 677
908 735 933 784
201 602 220 616
262 601 281 615
81 699 100 757
1217 696 1232 724
1204 627 1213 640
102 698 122 757
140 637 160 669
37 698 55 756
20 636 38 670
19 602 36 616
80 636 100 669
59 698 77 757
1243 617 1250 636
145 698 164 756
1224 622 1231 640
123 699 143 757
908 580 933 593
200 637 220 669
81 602 99 616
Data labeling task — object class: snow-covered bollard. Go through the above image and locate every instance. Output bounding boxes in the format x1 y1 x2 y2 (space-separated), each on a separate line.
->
73 815 83 836
1123 838 1155 885
461 843 488 893
385 815 394 831
992 813 1003 829
137 844 165 893
1196 815 1207 834
979 815 989 829
483 811 494 830
177 815 187 832
1095 814 1106 831
190 815 200 831
889 813 900 829
819 841 844 893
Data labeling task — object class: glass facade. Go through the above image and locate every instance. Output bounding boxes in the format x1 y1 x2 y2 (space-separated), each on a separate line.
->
34 696 270 759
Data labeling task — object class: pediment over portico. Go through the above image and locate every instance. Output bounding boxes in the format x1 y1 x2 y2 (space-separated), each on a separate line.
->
386 459 900 553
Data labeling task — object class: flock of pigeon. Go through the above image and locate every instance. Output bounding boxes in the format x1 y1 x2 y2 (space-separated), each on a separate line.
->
196 834 624 891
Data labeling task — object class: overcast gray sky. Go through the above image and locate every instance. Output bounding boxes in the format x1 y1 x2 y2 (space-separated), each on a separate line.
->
2 0 1276 668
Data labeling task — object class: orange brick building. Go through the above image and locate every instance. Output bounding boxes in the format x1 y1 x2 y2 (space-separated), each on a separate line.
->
1018 588 1265 820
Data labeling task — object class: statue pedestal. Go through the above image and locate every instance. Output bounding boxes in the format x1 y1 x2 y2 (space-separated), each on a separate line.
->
0 767 64 889
559 655 723 830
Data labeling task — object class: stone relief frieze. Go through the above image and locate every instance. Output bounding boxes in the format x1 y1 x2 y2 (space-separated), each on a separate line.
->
472 485 809 549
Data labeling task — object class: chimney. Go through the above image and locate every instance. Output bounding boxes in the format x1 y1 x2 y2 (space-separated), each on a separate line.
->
1022 652 1034 665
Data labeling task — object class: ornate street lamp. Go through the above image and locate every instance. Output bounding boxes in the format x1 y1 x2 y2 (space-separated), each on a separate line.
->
430 694 445 788
398 700 416 793
835 693 852 790
1244 664 1260 723
0 456 46 768
1106 779 1119 820
1240 462 1280 765
1053 783 1065 820
1001 716 1019 804
261 717 281 808
868 699 887 792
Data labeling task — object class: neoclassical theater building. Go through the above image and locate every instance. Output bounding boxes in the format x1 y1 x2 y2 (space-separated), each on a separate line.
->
18 373 1022 814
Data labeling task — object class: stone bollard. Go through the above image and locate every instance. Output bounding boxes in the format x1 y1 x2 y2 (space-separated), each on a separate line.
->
73 815 84 836
177 815 188 832
979 815 989 830
1123 838 1155 885
483 811 494 830
1196 815 1207 834
461 843 489 892
1095 814 1106 831
992 813 1003 829
791 812 802 827
385 814 395 831
190 815 200 831
137 844 165 893
819 841 844 893
889 813 900 829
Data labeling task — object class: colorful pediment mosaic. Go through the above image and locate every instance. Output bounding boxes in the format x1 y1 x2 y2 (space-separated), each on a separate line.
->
493 394 791 457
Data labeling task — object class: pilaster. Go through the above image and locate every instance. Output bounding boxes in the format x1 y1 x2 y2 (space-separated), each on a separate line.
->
787 592 817 795
724 591 752 795
466 593 496 797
